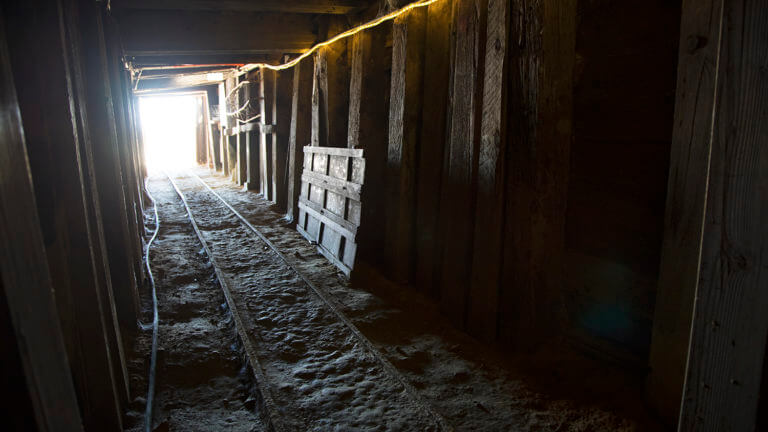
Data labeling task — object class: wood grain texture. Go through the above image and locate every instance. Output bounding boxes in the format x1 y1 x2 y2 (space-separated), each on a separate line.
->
678 0 768 429
273 69 293 212
79 1 140 352
348 24 390 266
414 0 453 298
385 8 426 283
287 58 313 223
466 0 509 342
498 0 575 347
4 1 124 427
438 0 485 327
0 14 84 431
646 0 724 422
261 69 275 200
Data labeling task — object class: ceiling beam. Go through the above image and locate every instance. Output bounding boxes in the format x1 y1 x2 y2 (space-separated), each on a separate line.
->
117 10 318 58
111 0 371 14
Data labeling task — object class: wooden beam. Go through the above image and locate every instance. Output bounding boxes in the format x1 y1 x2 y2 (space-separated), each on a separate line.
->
287 57 313 224
261 69 275 200
112 0 371 14
237 132 247 185
117 10 317 56
0 10 85 432
384 8 426 282
497 0 575 348
351 24 391 265
645 0 726 423
674 0 768 430
312 17 350 147
273 68 293 212
79 2 140 384
466 0 509 342
437 0 484 327
414 0 452 298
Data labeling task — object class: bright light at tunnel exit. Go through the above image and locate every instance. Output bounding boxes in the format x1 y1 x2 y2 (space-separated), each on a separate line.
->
139 95 198 173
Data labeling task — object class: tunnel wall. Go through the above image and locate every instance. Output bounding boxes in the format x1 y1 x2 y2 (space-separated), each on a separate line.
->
0 0 147 430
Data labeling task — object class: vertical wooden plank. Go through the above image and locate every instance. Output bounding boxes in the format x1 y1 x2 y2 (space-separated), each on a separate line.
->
261 69 275 200
245 129 260 190
415 0 453 299
313 16 349 148
311 52 323 147
0 14 84 431
354 24 391 265
347 32 365 149
3 1 123 428
466 0 509 342
438 0 484 327
385 8 426 282
273 68 293 211
497 0 575 348
677 0 768 429
287 57 313 223
78 0 140 349
645 0 725 423
237 132 247 185
228 133 238 183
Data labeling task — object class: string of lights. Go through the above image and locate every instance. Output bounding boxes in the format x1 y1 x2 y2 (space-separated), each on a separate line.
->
239 0 441 74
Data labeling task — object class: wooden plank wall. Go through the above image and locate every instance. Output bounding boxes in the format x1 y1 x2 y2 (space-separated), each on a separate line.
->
0 0 148 428
564 0 681 362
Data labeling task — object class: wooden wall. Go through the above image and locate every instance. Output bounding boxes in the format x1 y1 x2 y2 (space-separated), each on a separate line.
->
0 0 147 429
229 0 681 357
564 0 681 360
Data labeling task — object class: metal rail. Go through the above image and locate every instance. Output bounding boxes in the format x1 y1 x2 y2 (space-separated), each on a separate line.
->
166 174 288 432
185 171 452 431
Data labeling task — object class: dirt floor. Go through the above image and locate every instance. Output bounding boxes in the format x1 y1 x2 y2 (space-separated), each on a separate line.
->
126 168 668 431
124 175 268 432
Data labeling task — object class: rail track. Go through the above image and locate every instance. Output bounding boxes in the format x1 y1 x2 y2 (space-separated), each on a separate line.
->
166 172 451 431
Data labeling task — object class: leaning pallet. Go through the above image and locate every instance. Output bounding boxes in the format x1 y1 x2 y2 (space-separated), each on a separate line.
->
296 145 364 275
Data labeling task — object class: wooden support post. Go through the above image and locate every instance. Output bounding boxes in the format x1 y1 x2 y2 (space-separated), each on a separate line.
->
2 2 121 429
104 19 145 300
287 57 313 223
237 132 247 185
414 0 453 298
260 69 275 199
437 0 485 327
0 18 84 430
245 129 260 190
212 126 222 171
221 130 230 174
385 9 426 282
78 0 140 371
466 0 509 341
350 24 391 265
496 0 575 348
648 0 768 429
313 17 349 147
273 68 293 212
228 133 238 182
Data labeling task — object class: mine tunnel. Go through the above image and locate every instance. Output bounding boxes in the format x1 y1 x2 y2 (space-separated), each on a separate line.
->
1 0 767 431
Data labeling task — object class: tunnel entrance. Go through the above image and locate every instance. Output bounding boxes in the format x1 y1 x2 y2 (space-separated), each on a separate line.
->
139 94 199 173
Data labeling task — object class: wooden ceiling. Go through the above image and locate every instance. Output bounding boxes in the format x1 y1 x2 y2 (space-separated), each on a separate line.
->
114 0 377 67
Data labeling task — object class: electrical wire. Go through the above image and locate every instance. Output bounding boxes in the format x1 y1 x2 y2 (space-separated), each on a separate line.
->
143 178 161 432
239 0 441 74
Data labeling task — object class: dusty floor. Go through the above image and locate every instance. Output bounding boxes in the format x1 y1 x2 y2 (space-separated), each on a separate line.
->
126 168 667 431
124 176 267 432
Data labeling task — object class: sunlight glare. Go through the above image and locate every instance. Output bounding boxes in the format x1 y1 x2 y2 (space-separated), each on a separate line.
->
140 95 198 173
